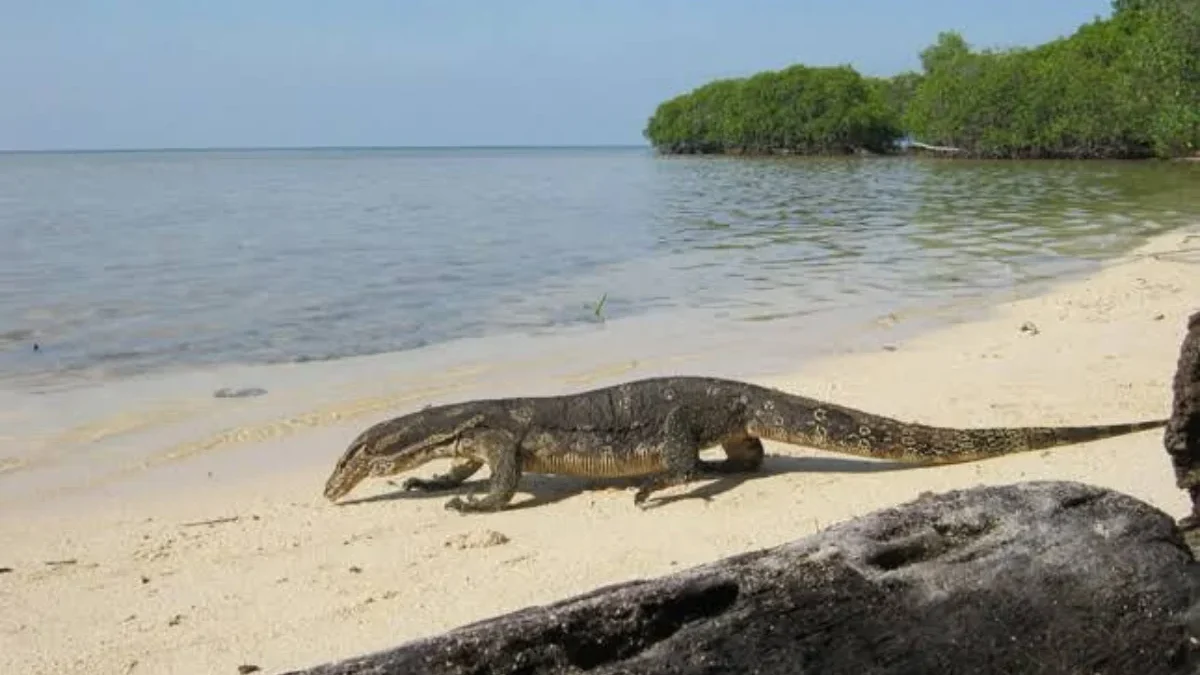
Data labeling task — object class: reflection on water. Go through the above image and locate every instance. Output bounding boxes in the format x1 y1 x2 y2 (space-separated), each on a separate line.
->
0 148 1197 390
649 157 1196 295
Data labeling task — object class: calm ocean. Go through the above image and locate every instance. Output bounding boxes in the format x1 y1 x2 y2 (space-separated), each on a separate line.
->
2 146 1199 392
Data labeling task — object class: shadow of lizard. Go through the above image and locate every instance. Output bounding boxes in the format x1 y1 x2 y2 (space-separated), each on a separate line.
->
336 454 921 511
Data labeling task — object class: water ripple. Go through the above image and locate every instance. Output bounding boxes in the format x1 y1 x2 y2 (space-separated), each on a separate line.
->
0 149 1198 390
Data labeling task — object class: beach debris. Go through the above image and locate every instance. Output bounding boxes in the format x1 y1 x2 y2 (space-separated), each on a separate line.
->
237 665 261 674
213 387 268 399
882 344 898 352
342 532 374 546
140 575 150 584
181 515 240 528
1019 320 1040 335
876 312 900 328
167 613 183 627
1156 313 1166 321
44 559 77 567
501 553 535 567
445 530 511 550
134 536 175 562
348 565 363 574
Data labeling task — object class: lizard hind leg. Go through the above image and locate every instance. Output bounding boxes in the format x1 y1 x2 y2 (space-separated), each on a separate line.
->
700 436 765 474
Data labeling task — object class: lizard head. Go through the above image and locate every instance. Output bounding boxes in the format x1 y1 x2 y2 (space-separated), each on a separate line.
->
323 405 486 503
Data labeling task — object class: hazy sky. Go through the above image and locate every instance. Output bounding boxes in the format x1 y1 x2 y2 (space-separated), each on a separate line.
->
1 0 1116 151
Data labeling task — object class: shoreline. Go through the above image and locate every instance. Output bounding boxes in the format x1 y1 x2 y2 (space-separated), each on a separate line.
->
0 254 1099 516
0 221 1188 519
649 146 1200 161
0 241 1100 399
2 226 1199 674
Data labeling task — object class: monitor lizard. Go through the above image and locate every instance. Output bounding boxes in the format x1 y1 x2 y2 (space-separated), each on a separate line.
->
322 376 1166 512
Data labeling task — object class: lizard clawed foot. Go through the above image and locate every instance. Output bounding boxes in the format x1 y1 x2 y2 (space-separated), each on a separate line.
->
633 470 696 510
443 495 506 513
633 487 659 510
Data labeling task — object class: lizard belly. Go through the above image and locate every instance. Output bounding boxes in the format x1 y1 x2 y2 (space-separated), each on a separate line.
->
522 449 665 478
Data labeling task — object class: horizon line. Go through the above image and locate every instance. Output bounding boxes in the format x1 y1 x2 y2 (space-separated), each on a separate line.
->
0 143 653 156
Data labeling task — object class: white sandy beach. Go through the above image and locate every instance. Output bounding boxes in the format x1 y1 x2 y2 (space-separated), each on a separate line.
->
2 227 1199 675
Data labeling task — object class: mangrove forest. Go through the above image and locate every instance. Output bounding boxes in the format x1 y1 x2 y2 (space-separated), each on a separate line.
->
643 0 1200 159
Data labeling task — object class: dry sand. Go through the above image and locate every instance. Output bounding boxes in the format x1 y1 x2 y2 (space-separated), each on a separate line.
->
3 228 1200 674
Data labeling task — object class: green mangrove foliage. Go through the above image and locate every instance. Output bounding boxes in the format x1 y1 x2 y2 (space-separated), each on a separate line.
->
642 65 901 155
904 2 1200 158
644 0 1199 159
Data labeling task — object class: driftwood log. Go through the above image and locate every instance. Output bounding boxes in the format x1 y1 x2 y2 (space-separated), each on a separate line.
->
285 481 1200 675
905 140 963 154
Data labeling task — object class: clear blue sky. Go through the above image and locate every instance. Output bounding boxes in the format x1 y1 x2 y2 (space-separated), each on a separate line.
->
0 0 1116 151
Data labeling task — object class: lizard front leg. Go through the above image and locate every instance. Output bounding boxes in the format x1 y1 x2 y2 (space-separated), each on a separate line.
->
403 457 485 492
444 434 521 513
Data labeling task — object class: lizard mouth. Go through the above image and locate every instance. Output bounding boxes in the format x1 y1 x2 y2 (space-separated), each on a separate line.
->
323 443 371 502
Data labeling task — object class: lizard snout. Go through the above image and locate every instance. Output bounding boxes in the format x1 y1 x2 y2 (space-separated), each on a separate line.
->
323 444 370 502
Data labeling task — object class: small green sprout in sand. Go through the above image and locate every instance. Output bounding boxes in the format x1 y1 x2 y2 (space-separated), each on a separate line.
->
593 293 608 320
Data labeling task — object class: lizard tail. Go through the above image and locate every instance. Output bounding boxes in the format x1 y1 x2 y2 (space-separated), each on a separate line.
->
910 418 1169 464
745 384 1167 464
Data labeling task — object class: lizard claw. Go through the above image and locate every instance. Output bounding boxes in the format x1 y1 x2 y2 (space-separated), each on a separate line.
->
444 496 480 513
633 489 653 510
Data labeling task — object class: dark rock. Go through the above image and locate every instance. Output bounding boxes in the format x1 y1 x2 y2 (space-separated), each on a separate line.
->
1165 310 1200 554
213 387 268 399
284 481 1200 675
1166 310 1200 512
